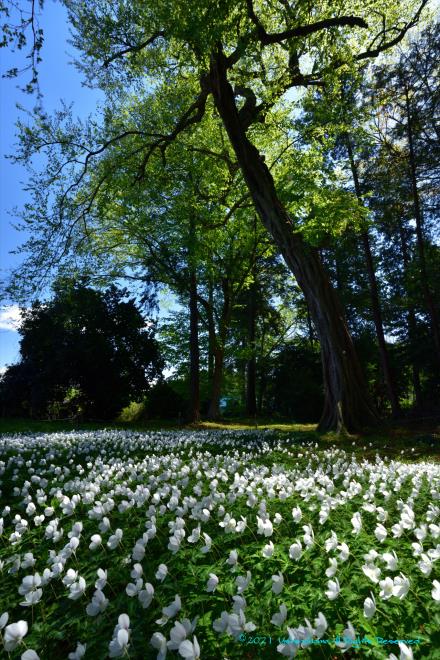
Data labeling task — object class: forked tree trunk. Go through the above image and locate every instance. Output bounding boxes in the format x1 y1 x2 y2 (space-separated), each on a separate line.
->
210 49 378 432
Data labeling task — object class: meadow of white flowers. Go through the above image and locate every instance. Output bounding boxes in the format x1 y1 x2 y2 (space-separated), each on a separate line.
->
0 429 439 659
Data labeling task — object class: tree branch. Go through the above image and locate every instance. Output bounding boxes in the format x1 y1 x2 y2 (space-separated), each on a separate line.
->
356 0 428 61
103 31 165 67
246 0 368 46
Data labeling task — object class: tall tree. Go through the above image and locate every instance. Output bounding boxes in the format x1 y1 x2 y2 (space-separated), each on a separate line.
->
8 0 429 430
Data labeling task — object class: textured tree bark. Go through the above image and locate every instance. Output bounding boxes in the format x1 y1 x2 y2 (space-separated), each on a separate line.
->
404 86 440 368
210 49 378 432
346 137 401 417
246 277 257 416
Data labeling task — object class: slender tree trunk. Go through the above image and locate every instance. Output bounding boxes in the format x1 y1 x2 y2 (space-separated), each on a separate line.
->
397 218 423 408
404 86 440 367
210 49 378 432
246 277 257 416
188 268 200 422
207 279 214 389
346 137 400 417
187 216 200 423
207 279 231 420
207 345 224 419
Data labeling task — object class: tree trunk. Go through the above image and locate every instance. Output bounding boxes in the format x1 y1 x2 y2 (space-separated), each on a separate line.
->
210 49 378 432
207 345 224 419
346 136 400 417
207 278 214 389
187 215 200 423
405 86 440 367
397 217 423 408
246 277 257 416
188 267 200 422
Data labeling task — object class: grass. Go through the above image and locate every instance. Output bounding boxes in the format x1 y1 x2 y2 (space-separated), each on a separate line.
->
0 416 438 461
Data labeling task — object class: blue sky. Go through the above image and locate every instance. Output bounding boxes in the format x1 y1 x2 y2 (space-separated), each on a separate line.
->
1 1 103 371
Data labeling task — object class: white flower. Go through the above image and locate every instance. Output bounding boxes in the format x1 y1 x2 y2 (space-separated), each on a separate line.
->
291 507 302 522
89 534 102 550
68 642 87 660
363 592 376 618
393 573 410 600
363 549 378 563
3 620 28 652
325 558 338 577
86 589 108 616
21 651 40 660
19 574 42 595
151 632 167 660
213 611 229 633
289 541 302 561
107 529 123 549
179 636 200 659
68 577 86 600
351 512 362 534
337 542 349 562
325 578 340 600
227 609 256 635
277 627 299 657
200 533 212 553
206 573 219 592
302 524 314 548
226 550 238 566
0 612 9 630
20 588 43 607
126 579 143 597
379 577 394 600
314 612 327 638
188 526 201 543
271 603 287 627
336 622 357 651
432 580 440 601
324 531 338 552
362 564 381 583
388 642 414 660
274 513 282 524
418 553 433 576
375 524 387 542
382 551 398 571
161 594 181 620
235 571 252 594
62 569 78 586
272 572 284 595
401 505 415 530
262 541 274 558
139 583 154 608
167 621 189 650
95 568 107 590
257 516 273 537
155 564 168 582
